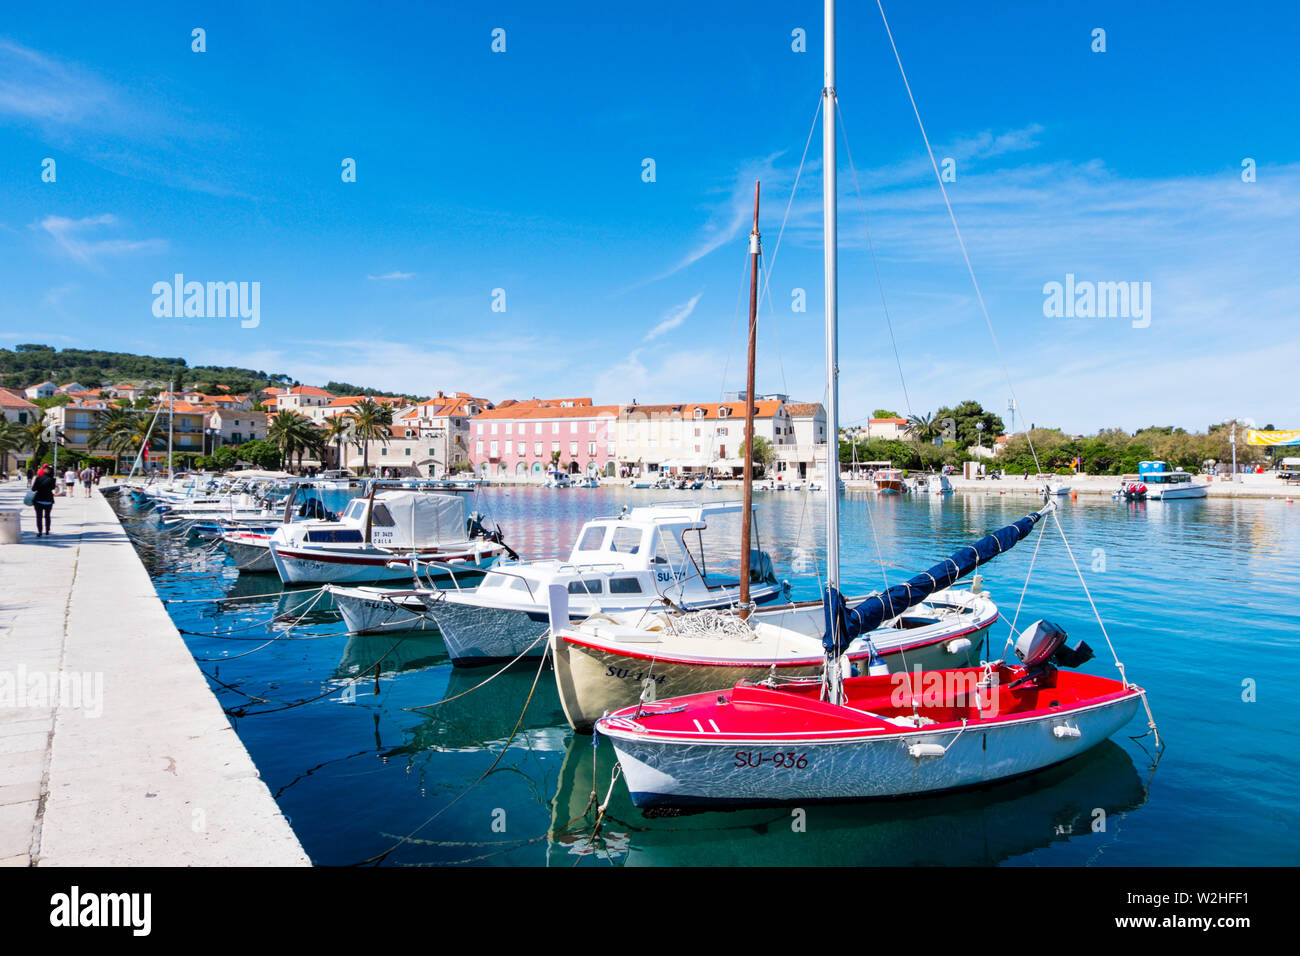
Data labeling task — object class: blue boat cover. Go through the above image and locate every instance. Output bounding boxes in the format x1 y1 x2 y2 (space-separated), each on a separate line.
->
822 508 1046 654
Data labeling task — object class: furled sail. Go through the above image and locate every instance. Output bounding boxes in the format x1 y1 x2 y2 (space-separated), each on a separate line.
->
822 507 1049 654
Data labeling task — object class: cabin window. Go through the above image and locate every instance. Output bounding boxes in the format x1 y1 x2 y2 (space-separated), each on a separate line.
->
568 579 603 595
609 527 642 554
576 526 606 551
305 529 363 543
342 500 365 520
370 504 396 527
609 577 642 594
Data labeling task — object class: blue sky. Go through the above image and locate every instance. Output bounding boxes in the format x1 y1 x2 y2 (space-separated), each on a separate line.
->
1 1 1296 433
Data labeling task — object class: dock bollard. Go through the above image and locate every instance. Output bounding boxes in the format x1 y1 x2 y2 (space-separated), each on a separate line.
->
0 510 20 545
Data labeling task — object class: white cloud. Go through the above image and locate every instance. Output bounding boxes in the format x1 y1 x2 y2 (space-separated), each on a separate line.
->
0 39 113 127
36 214 167 267
367 271 415 281
643 293 702 341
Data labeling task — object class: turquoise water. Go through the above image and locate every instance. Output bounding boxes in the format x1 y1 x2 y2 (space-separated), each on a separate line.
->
115 487 1300 866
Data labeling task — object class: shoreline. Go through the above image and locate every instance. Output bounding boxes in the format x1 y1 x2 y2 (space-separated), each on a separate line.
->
0 479 308 867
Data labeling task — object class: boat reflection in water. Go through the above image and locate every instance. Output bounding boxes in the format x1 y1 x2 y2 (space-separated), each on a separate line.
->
398 665 569 756
548 734 1148 867
332 632 449 682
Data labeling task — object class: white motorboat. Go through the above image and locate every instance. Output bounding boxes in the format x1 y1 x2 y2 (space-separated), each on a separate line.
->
915 474 953 495
332 501 789 657
1136 460 1208 499
268 490 508 585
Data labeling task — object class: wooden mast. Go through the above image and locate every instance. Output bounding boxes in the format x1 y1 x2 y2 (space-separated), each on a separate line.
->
739 181 761 620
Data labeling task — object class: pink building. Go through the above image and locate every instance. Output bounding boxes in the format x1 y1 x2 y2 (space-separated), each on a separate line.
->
470 398 619 478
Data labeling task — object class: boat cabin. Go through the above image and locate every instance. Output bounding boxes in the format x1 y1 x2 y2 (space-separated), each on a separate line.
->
1137 460 1196 485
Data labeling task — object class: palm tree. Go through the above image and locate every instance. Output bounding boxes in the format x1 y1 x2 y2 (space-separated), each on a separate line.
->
267 411 318 471
21 420 51 466
294 421 327 472
347 398 392 475
906 412 941 444
0 419 25 475
324 416 352 471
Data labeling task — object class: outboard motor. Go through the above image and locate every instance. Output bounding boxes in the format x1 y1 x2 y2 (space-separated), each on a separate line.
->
466 510 488 539
1011 619 1094 686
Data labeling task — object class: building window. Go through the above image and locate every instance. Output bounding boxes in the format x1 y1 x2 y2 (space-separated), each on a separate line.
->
489 441 498 456
551 442 560 453
405 448 411 455
552 422 560 434
476 440 484 454
569 441 577 455
491 423 498 435
588 421 596 433
505 422 512 435
534 441 542 456
535 423 542 434
570 422 578 434
381 448 388 456
588 442 596 456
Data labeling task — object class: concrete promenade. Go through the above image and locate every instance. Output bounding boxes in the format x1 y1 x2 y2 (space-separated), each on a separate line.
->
0 479 308 866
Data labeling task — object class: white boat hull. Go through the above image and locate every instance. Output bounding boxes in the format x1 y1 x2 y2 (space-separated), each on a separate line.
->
330 586 435 634
424 584 787 665
220 536 277 572
604 692 1142 807
270 542 499 585
1146 484 1208 500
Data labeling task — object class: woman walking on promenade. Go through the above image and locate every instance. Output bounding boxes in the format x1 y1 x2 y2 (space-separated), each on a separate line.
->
63 466 76 497
31 464 57 537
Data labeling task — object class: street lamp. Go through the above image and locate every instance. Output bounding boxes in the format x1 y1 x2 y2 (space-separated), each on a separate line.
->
976 420 985 450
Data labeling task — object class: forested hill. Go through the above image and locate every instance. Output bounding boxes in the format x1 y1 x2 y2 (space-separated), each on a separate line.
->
0 344 293 393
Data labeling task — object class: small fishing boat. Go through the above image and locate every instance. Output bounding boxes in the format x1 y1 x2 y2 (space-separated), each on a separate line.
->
874 468 907 495
268 490 508 585
595 620 1144 807
351 501 789 657
915 474 953 495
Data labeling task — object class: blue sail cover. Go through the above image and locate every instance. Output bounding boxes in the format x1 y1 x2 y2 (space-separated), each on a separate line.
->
822 509 1046 654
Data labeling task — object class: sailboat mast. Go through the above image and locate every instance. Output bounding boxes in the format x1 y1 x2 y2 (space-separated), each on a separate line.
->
823 0 840 590
739 181 761 620
168 376 175 479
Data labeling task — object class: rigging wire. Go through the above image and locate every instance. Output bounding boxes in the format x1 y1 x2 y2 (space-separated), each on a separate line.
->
872 0 1160 746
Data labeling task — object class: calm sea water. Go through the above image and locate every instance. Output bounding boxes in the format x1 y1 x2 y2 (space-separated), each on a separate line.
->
114 486 1300 866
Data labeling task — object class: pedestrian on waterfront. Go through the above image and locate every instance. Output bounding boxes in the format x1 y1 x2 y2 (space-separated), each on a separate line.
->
79 464 93 497
64 466 77 496
26 465 34 488
31 464 57 537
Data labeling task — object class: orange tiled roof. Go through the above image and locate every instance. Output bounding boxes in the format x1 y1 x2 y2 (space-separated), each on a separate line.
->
783 402 823 417
475 401 618 420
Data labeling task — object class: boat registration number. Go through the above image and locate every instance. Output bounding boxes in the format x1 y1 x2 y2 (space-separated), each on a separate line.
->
734 751 808 770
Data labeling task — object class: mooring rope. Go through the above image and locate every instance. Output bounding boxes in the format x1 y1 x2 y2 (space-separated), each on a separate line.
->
354 642 551 866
